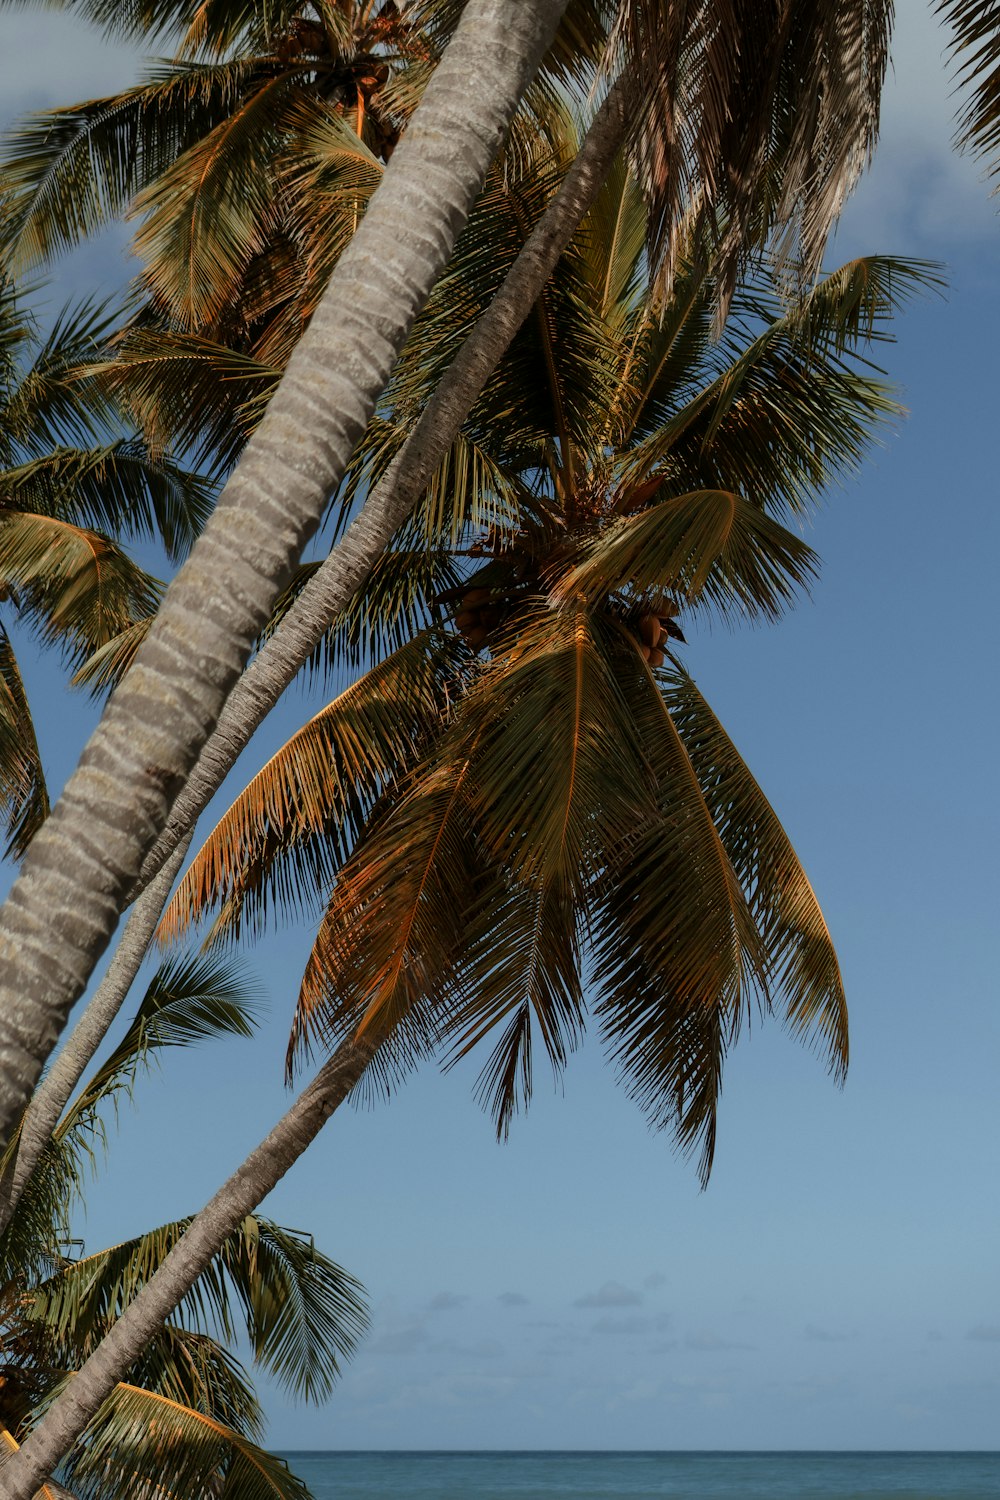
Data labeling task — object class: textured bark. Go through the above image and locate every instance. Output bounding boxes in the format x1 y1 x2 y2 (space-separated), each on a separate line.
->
0 1032 378 1500
0 0 570 1148
136 80 631 900
0 75 626 1256
0 837 191 1233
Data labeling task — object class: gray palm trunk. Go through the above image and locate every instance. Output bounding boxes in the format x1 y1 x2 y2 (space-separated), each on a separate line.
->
0 0 571 1150
0 81 629 1235
0 83 633 1500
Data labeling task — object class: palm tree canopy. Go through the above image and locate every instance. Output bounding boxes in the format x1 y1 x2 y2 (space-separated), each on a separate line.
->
159 130 941 1182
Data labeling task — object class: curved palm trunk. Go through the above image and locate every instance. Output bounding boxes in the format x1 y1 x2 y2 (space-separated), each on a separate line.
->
1 1031 378 1500
0 81 629 1234
0 0 571 1148
0 836 192 1231
136 79 631 899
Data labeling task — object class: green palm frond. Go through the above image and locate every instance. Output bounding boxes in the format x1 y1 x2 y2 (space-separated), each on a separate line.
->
0 624 49 858
0 511 162 661
29 1215 368 1401
661 660 848 1076
0 58 263 271
70 616 153 695
564 487 819 623
616 257 941 520
88 327 278 473
120 1325 266 1440
51 1379 313 1500
160 630 458 947
132 71 301 327
1 294 125 453
1 443 214 558
0 954 259 1283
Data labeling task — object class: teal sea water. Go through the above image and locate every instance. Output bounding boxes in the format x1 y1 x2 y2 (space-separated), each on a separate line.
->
279 1451 1000 1500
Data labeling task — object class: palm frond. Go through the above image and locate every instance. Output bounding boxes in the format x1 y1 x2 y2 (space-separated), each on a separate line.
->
612 0 892 313
132 71 301 327
51 1379 313 1500
0 510 162 661
0 58 262 271
591 634 770 1183
159 631 458 947
462 602 654 885
566 488 819 624
940 0 1000 182
661 659 848 1077
444 870 586 1139
29 1216 368 1402
0 624 49 858
1 444 215 559
71 616 153 696
2 293 126 453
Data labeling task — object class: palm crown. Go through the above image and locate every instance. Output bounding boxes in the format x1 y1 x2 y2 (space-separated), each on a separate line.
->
158 124 940 1181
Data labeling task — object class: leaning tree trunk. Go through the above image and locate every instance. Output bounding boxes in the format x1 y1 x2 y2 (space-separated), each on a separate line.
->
0 836 192 1231
0 0 571 1149
0 1031 380 1500
0 81 630 1232
0 91 635 1496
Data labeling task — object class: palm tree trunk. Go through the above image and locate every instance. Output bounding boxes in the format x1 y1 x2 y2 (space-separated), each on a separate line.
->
0 0 571 1148
136 81 630 902
0 836 192 1232
0 76 628 1235
0 1031 379 1500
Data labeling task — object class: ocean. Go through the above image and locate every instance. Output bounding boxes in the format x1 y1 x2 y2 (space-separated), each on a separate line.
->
278 1451 1000 1500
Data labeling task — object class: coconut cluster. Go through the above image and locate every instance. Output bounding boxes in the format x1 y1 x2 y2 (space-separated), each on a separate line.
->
452 586 505 650
635 604 685 668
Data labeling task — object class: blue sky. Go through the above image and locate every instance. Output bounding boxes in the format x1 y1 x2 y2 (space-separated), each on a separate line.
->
0 2 997 1454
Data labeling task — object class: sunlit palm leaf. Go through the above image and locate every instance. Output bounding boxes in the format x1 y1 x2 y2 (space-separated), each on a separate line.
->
0 511 162 660
0 1426 65 1500
1 444 214 559
0 58 262 272
70 616 152 695
160 631 458 947
51 1379 312 1500
288 740 483 1082
132 71 301 327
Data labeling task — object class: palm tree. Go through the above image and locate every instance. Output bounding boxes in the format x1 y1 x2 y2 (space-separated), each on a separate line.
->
0 275 213 857
0 4 900 1486
0 951 367 1498
160 136 939 1179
